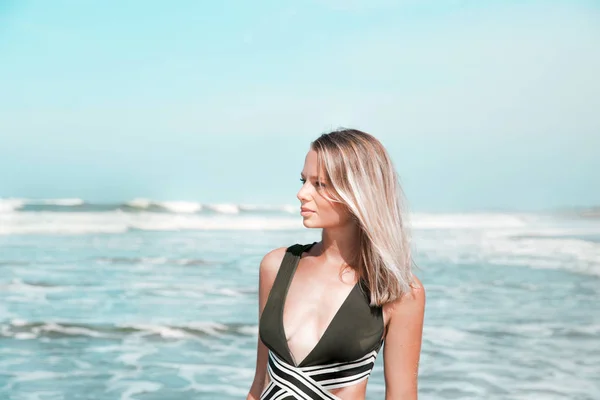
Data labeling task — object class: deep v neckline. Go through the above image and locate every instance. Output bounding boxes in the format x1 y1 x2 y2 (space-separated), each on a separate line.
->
281 243 359 367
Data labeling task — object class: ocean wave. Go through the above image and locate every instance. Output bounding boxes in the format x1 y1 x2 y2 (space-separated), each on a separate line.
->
1 320 256 341
0 261 31 267
411 212 528 229
240 204 298 214
0 212 303 235
415 220 600 277
0 278 70 292
0 207 596 235
205 203 239 214
0 198 297 215
124 199 203 214
95 257 208 266
0 198 26 213
0 207 540 236
36 198 84 206
2 208 599 280
0 198 85 212
464 323 600 339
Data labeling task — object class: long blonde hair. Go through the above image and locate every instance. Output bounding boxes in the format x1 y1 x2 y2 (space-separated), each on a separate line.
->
311 128 413 306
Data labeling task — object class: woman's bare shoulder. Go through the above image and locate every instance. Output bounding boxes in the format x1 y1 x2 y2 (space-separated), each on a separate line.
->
259 247 288 284
384 275 426 316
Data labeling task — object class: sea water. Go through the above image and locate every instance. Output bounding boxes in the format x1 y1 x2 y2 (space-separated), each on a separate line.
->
0 199 599 399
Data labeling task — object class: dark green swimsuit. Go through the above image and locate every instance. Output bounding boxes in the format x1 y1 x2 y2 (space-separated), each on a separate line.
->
259 243 384 399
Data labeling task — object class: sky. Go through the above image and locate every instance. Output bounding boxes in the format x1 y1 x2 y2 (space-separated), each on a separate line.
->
0 0 599 212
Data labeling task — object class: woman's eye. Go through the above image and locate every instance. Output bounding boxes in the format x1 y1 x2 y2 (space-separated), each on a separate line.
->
300 178 325 188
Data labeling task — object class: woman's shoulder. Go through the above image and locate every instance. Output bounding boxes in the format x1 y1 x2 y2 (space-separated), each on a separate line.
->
259 246 289 276
258 243 314 287
383 275 426 317
258 244 299 282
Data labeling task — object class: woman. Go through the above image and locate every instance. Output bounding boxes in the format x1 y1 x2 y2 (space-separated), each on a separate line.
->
247 129 425 400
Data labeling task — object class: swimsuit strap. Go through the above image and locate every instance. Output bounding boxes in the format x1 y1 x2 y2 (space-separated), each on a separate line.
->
259 243 314 366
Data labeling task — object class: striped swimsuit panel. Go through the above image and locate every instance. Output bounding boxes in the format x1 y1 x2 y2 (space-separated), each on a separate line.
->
261 347 382 400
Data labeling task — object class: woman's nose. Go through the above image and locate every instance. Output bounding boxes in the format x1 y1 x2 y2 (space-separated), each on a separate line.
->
296 182 310 202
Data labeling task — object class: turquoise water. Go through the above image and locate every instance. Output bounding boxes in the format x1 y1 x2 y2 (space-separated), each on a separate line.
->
1 200 599 399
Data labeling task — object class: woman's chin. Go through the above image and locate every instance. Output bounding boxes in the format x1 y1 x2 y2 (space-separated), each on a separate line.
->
302 218 319 228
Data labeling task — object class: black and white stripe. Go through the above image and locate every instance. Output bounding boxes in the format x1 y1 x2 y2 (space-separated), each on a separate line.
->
260 348 380 400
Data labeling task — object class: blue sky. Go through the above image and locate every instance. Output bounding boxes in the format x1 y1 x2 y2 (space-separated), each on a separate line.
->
0 0 599 211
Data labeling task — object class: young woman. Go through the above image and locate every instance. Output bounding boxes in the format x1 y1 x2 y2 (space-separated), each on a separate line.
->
247 129 425 400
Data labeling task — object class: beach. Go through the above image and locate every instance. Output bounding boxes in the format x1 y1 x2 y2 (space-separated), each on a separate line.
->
1 199 599 399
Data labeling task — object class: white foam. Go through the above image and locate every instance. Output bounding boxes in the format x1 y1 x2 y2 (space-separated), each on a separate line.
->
34 198 84 206
186 322 228 336
282 204 298 214
239 204 298 214
238 204 265 211
411 212 527 229
1 210 598 280
114 350 152 366
218 288 243 297
207 203 240 214
107 380 162 400
40 323 108 338
129 214 301 231
0 212 128 235
0 198 25 213
0 322 113 339
125 198 152 209
484 235 600 276
24 392 65 400
411 212 600 276
158 201 202 213
123 324 188 339
14 332 37 340
424 326 470 346
238 325 258 336
121 382 163 400
11 370 61 383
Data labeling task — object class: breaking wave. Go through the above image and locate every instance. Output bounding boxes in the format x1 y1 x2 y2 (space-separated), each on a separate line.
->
0 198 298 215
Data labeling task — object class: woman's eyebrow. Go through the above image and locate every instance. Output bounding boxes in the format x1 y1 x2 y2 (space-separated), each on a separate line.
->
300 173 320 179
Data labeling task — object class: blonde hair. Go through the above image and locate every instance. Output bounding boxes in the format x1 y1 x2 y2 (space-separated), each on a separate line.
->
311 128 414 306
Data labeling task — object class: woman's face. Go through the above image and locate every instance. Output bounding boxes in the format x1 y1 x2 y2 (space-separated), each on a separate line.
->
296 149 353 229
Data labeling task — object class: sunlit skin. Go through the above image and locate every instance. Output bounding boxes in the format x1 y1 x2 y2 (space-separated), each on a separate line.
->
247 149 425 400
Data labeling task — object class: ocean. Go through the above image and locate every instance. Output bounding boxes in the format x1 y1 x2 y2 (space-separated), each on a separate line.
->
0 198 599 399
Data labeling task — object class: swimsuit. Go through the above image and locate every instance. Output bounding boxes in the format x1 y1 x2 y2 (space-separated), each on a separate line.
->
259 243 384 399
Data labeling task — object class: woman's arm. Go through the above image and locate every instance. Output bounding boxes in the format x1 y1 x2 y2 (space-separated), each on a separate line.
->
246 247 287 400
383 277 426 400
